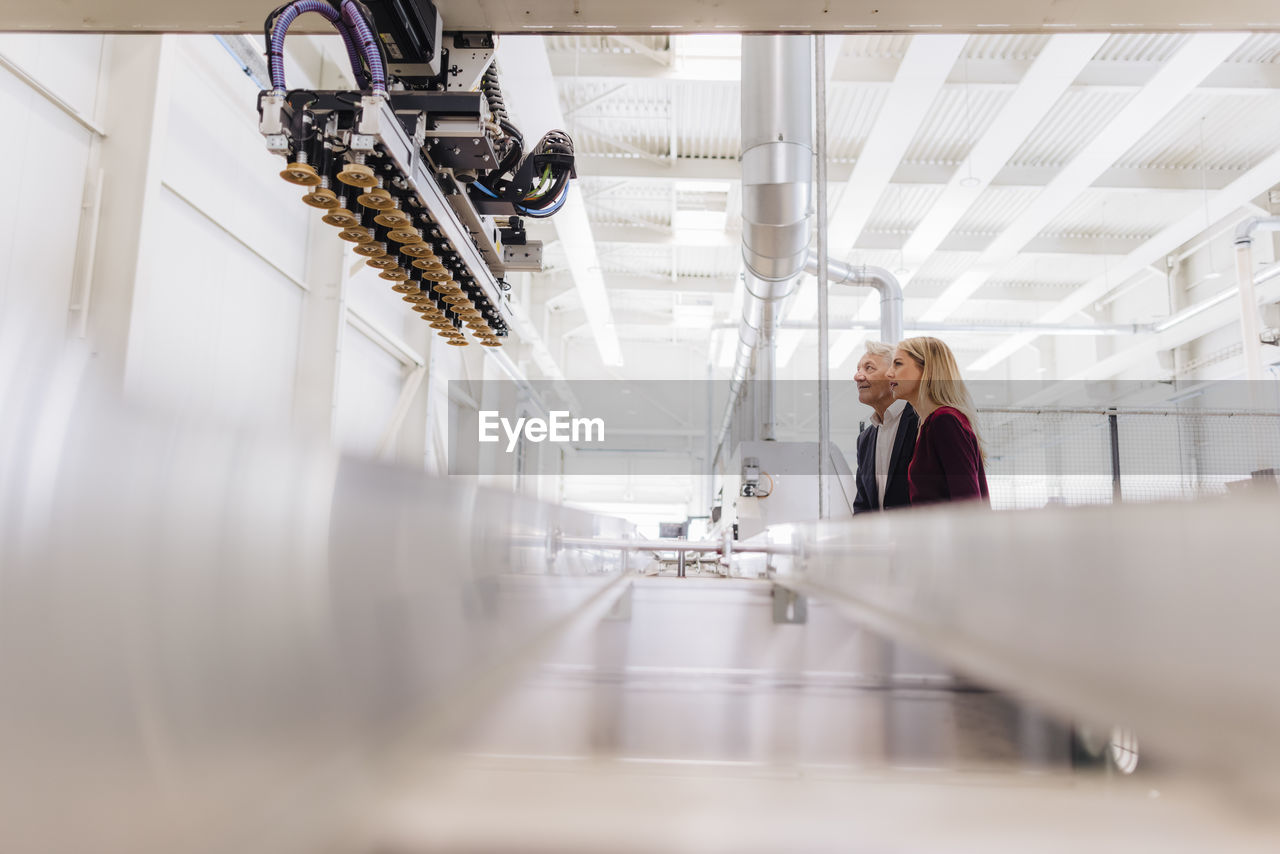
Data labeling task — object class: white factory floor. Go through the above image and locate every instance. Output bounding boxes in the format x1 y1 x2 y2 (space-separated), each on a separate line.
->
454 576 1070 772
367 580 1280 853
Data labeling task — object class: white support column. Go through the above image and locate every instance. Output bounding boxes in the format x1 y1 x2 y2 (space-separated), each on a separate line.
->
82 35 174 393
291 212 349 441
288 44 354 441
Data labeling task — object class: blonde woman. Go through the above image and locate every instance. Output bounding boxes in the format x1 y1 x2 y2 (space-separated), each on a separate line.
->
885 337 989 506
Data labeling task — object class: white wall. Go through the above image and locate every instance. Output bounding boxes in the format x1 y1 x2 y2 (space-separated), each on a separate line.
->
0 34 103 347
0 33 461 473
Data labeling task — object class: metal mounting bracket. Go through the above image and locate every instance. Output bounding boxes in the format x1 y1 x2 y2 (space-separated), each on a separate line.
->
771 584 807 624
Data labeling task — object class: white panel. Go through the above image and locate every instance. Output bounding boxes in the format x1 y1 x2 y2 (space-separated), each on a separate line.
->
0 33 103 117
335 322 403 457
125 188 303 428
0 46 96 342
347 266 413 336
162 36 309 283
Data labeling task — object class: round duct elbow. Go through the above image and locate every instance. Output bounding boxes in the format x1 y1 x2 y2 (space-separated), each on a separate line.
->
741 142 812 283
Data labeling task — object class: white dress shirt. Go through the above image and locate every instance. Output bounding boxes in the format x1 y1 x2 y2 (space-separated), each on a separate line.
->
871 398 907 509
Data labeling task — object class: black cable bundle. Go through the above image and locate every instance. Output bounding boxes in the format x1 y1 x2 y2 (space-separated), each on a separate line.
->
498 129 576 217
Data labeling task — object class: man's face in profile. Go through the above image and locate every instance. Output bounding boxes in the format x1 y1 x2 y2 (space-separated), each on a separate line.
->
854 352 892 410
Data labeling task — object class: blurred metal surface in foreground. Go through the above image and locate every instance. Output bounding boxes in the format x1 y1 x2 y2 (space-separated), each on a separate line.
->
0 351 631 854
377 756 1280 854
4 347 1280 852
770 491 1280 796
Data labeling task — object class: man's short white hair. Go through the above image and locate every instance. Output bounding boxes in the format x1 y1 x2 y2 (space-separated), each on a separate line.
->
861 341 895 363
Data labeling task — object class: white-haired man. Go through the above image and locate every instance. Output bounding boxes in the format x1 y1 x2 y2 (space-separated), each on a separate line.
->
853 342 918 513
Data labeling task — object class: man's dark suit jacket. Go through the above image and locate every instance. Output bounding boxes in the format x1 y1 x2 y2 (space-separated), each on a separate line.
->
853 403 919 513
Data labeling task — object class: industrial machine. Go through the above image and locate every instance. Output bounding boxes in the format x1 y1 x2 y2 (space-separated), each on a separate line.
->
257 0 575 347
717 441 858 543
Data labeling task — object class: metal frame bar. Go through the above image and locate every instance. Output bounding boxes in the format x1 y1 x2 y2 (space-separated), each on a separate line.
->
346 305 425 367
814 34 830 520
0 50 107 137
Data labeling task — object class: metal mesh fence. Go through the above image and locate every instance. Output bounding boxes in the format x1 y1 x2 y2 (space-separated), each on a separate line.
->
977 408 1280 510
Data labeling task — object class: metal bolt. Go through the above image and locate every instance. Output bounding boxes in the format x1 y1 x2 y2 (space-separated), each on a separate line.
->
472 138 480 146
452 147 462 155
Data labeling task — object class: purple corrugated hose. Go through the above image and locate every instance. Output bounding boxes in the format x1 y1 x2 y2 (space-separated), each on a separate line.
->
340 0 386 94
268 1 366 92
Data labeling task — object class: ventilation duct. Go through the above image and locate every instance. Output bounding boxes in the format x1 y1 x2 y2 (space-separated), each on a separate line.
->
718 37 905 457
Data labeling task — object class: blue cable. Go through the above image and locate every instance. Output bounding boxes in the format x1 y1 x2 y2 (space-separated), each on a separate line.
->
518 185 570 217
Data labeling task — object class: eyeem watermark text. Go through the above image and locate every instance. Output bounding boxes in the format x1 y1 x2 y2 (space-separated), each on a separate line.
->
478 411 605 452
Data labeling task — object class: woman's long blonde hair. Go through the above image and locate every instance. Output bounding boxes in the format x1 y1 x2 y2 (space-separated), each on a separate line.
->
897 336 985 460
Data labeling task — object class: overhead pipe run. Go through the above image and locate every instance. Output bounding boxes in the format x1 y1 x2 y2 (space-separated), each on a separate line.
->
805 253 905 345
715 38 907 465
720 35 814 449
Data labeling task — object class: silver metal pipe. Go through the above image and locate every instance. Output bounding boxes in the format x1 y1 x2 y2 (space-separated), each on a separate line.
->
558 536 782 554
717 36 814 458
740 36 813 285
758 301 777 440
806 254 905 344
814 34 830 519
738 319 1149 335
1231 216 1280 383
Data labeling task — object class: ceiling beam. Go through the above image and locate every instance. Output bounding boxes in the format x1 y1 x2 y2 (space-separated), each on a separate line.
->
539 270 738 295
12 2 1280 33
589 223 1143 255
575 155 1245 192
968 144 1280 373
610 34 672 67
828 35 968 257
575 124 673 166
497 37 623 367
589 206 673 234
898 35 1109 286
921 32 1250 325
1061 276 1280 382
564 83 630 117
605 274 738 295
552 51 1280 96
550 51 738 81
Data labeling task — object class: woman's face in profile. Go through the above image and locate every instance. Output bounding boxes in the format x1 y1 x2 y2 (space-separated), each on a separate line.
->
886 349 923 401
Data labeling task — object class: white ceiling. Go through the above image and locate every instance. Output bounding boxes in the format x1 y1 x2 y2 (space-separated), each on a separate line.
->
532 31 1280 377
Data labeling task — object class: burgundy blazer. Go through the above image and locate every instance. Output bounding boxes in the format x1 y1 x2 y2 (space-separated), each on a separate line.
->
907 406 989 506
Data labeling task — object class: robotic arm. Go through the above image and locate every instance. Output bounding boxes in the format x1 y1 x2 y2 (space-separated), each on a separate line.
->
257 0 574 348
